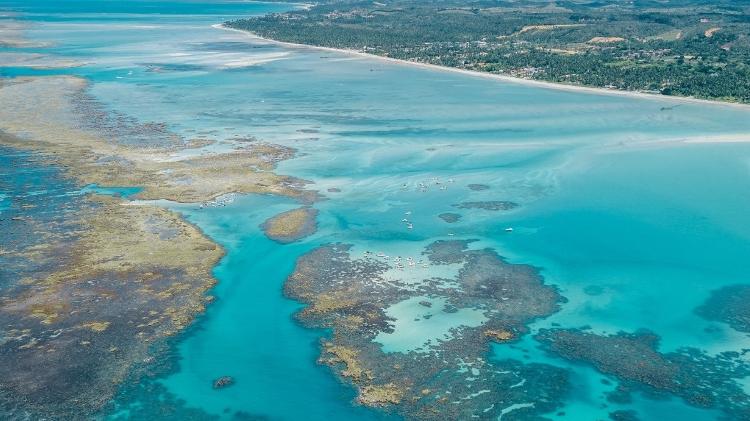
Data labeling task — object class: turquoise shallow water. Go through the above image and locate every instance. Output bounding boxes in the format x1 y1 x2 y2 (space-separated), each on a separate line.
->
155 195 393 420
79 183 143 198
4 1 750 419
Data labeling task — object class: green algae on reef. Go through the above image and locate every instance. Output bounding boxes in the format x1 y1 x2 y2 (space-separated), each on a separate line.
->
285 240 569 419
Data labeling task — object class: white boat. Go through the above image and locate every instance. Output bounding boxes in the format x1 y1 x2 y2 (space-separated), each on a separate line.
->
505 227 514 232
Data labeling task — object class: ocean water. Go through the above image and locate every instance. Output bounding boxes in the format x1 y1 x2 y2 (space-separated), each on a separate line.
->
3 1 750 420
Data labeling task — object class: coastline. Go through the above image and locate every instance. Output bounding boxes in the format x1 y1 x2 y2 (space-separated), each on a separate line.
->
215 23 750 110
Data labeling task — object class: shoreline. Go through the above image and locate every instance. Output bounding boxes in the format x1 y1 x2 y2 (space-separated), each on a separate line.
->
215 23 750 110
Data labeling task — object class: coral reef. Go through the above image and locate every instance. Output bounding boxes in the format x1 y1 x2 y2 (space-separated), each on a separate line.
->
285 240 568 419
695 284 750 333
535 328 750 418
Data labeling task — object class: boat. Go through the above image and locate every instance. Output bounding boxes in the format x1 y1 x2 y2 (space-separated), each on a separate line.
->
505 227 514 232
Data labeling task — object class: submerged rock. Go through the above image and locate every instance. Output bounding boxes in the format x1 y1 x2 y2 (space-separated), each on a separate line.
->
609 410 640 421
212 376 235 389
452 201 518 211
437 212 461 223
467 183 490 191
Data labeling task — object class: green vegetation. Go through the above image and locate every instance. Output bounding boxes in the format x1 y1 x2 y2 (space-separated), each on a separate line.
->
227 0 750 103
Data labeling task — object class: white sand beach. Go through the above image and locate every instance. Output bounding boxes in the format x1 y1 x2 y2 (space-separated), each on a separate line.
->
215 23 750 110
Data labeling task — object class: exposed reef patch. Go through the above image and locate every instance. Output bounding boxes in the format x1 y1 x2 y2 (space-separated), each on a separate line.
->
285 240 568 419
535 328 750 418
695 284 750 333
261 206 318 243
452 201 518 211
